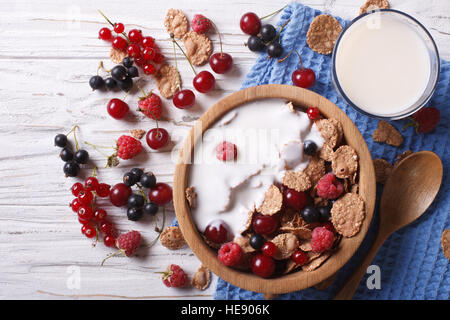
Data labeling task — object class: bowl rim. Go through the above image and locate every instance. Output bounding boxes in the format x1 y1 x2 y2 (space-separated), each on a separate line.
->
173 84 376 294
331 9 440 120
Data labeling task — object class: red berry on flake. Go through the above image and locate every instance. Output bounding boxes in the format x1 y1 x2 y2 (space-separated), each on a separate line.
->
240 12 261 35
311 227 334 253
161 264 188 288
307 107 320 120
411 107 440 133
146 128 170 150
191 14 212 34
218 242 243 267
316 173 344 200
116 135 143 160
251 253 275 278
216 141 237 161
292 250 308 265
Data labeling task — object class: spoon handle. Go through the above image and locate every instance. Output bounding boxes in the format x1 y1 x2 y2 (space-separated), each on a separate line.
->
334 231 389 300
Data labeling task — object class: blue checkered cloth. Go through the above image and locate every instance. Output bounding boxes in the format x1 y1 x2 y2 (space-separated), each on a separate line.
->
175 2 450 300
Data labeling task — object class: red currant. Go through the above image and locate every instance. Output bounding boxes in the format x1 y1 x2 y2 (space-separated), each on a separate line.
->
112 36 127 51
173 90 195 109
283 188 308 211
146 128 169 150
205 220 229 244
107 98 129 120
96 183 111 197
252 214 278 235
307 107 320 120
126 44 141 58
193 71 215 93
153 52 164 64
78 190 93 205
143 63 156 75
103 235 115 247
240 12 261 35
209 53 233 74
77 205 93 222
100 221 113 234
251 254 275 278
71 182 84 197
149 183 173 206
142 47 156 61
261 241 277 257
141 36 155 48
109 183 132 207
128 29 143 43
93 208 107 222
98 27 112 41
84 177 99 192
70 198 81 213
84 224 97 239
292 250 308 265
113 22 125 33
292 68 316 88
134 56 146 67
81 224 88 235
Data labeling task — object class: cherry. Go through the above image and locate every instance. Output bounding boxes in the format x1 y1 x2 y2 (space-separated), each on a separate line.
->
252 214 278 235
283 188 308 211
77 205 93 222
205 220 229 244
109 183 132 207
209 53 233 74
71 182 84 197
113 22 124 33
143 63 156 75
292 68 316 89
78 190 93 205
251 254 275 278
149 183 172 206
128 29 142 43
146 128 169 150
193 71 215 93
292 250 308 265
98 27 112 41
240 12 261 35
261 241 277 257
83 224 97 239
84 176 99 192
173 90 195 109
307 107 320 120
141 36 155 48
103 235 115 247
112 36 127 51
70 198 81 213
96 183 111 197
126 44 141 58
107 98 129 120
93 209 107 222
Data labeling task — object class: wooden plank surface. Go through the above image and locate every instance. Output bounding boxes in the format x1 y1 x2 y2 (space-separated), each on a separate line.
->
0 0 448 300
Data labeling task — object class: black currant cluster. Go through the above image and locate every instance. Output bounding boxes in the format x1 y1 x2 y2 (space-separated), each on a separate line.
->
300 204 332 224
123 168 159 221
246 24 283 58
54 133 89 177
89 57 139 92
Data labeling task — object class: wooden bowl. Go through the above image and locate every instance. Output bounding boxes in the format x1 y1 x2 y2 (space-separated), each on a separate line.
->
173 84 376 294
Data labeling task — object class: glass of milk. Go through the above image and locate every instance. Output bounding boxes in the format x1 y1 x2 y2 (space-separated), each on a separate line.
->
332 9 440 120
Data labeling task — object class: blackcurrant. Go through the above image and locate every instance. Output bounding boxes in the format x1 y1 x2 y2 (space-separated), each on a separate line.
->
140 172 156 188
127 207 143 221
63 161 80 177
104 77 117 90
122 57 133 68
300 205 321 223
127 66 139 78
267 42 283 58
111 65 128 81
127 193 145 208
123 172 138 187
89 75 105 90
117 76 133 92
130 168 144 180
54 134 67 147
260 24 277 42
143 202 159 215
247 35 266 52
303 140 318 156
74 149 89 164
249 234 265 250
318 205 332 222
59 147 73 162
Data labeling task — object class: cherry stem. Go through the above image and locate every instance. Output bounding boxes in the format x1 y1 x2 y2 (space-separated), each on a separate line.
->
97 9 130 42
142 207 166 247
207 19 224 55
170 35 197 76
91 166 97 177
260 5 287 20
278 49 303 70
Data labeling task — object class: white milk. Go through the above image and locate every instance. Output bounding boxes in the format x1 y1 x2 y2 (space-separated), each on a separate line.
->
335 14 431 116
188 99 324 239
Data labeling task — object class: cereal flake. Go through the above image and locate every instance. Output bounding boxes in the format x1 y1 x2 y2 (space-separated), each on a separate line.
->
281 170 312 192
331 193 365 237
360 0 390 15
332 145 359 179
191 265 211 290
271 233 299 260
373 158 393 184
130 129 146 140
302 252 331 272
110 48 127 64
305 156 326 186
183 31 213 66
164 9 189 38
257 185 283 216
372 120 403 147
155 64 181 99
160 226 186 250
316 119 342 148
185 186 197 209
441 229 450 259
307 14 342 55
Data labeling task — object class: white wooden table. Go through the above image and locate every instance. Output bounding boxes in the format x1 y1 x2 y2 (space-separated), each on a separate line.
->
1 0 449 300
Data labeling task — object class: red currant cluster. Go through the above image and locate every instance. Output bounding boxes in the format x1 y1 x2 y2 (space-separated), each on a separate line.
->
70 175 118 247
97 10 163 75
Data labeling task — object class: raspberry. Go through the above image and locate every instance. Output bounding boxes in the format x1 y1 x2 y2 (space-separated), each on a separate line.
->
311 227 334 253
116 230 141 256
216 141 237 161
218 242 243 267
191 14 212 34
138 93 162 120
316 173 344 199
162 264 188 288
116 135 143 160
411 107 440 133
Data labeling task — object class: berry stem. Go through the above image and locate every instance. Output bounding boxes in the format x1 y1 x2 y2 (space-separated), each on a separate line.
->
97 61 111 74
97 9 130 42
136 183 150 203
266 18 290 46
101 249 124 266
170 35 197 76
66 125 80 151
259 5 287 20
278 49 303 70
208 19 224 56
142 207 166 248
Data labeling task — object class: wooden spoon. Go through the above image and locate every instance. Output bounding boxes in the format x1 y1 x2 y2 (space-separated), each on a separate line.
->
334 151 443 300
